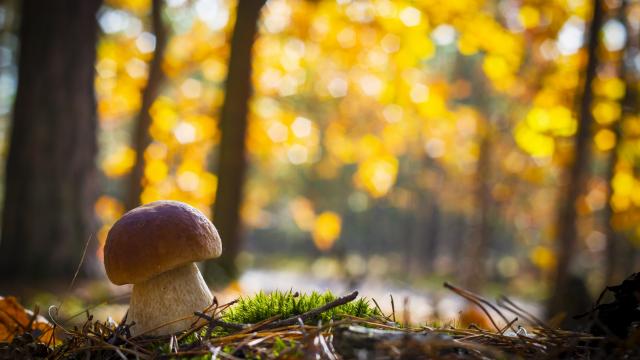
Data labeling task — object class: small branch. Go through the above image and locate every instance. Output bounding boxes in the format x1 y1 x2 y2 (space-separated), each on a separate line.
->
193 312 246 331
444 282 503 333
257 291 359 330
195 291 360 335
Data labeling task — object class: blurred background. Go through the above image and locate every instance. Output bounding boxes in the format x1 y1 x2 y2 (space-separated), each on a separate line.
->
0 0 637 325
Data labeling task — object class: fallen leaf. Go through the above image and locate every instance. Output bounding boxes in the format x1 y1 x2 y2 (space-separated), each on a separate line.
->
0 296 54 344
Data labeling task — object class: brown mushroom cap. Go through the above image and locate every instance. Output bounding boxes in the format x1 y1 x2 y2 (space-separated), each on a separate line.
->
104 200 221 285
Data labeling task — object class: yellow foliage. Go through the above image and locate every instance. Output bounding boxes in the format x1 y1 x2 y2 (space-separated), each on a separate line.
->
95 195 125 224
593 128 616 151
312 211 342 251
290 197 316 231
530 246 556 270
592 100 621 125
595 77 625 100
518 6 541 29
101 146 136 178
613 171 635 197
354 154 399 198
514 122 555 158
145 160 169 184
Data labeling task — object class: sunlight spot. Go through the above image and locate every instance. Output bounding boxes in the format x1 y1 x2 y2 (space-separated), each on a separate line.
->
603 19 626 52
125 58 147 79
98 9 130 34
96 59 117 78
195 0 229 31
337 27 357 48
399 6 421 27
382 104 403 123
263 0 291 34
267 121 288 143
381 34 401 53
557 17 584 55
410 84 429 103
424 138 445 158
180 78 202 99
359 74 383 97
167 0 187 7
291 116 312 138
174 122 197 144
539 40 559 60
136 32 156 54
431 24 456 46
177 171 200 192
287 144 308 164
328 77 348 97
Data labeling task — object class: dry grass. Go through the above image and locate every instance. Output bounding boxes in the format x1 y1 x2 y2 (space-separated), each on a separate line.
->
1 284 638 359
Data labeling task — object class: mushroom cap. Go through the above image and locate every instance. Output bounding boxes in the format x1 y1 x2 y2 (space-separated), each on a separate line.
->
104 200 221 285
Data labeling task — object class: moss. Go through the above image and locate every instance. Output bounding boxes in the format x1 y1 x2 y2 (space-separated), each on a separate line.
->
221 290 380 325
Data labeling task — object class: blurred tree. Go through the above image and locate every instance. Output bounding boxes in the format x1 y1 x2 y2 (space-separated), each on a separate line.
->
205 0 267 285
604 0 634 285
548 0 603 320
125 0 167 211
0 0 102 281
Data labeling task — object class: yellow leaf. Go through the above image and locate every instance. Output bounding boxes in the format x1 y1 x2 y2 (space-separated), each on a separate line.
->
312 211 342 251
593 128 616 151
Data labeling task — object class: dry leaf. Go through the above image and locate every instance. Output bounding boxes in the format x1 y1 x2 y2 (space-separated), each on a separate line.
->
0 296 54 344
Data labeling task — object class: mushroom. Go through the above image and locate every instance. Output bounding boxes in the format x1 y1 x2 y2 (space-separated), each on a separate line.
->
104 200 221 336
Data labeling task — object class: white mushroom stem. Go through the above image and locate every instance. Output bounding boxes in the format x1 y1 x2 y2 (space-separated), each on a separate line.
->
128 263 213 336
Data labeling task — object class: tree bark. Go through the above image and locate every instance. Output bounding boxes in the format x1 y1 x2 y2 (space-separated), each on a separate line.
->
604 0 633 285
0 0 102 282
125 0 167 210
461 128 492 290
547 0 603 319
204 0 266 285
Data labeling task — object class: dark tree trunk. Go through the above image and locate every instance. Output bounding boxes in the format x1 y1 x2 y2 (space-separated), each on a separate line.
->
0 0 102 282
604 0 633 285
461 129 492 289
547 0 603 319
204 0 266 285
125 0 167 210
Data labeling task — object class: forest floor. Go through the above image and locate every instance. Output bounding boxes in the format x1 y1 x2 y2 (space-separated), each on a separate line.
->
2 269 638 359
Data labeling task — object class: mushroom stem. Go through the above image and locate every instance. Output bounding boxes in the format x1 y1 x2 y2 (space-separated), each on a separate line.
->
129 263 213 336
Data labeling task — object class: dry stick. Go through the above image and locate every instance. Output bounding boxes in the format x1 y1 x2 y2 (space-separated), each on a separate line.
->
390 294 396 323
258 291 359 331
444 282 515 333
447 283 514 328
443 282 502 332
497 295 556 334
195 291 360 335
371 297 393 321
194 312 246 331
498 317 518 335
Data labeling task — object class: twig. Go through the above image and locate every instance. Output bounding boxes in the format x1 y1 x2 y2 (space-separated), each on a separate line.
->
257 291 359 330
193 312 246 331
444 282 502 333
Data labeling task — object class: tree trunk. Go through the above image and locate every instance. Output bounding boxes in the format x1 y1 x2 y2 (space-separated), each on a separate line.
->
604 0 633 285
204 0 266 285
460 128 492 289
0 0 102 282
125 0 167 210
547 0 603 319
